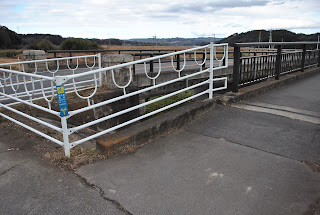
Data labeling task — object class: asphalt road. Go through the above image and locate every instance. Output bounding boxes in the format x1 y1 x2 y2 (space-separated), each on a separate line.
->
1 71 319 214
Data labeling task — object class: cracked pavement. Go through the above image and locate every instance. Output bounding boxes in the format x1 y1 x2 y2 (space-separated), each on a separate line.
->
1 72 320 214
0 128 127 215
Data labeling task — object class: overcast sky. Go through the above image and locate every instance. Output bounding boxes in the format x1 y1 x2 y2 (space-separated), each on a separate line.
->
1 0 320 39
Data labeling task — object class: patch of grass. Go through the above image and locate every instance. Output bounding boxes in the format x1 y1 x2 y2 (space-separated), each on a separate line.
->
35 146 107 170
146 91 193 114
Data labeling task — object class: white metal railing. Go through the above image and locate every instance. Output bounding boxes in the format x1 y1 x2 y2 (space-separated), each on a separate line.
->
0 43 228 157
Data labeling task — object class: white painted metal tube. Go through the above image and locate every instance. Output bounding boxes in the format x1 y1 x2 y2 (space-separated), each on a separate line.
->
64 45 220 80
0 112 63 146
0 84 96 106
1 77 96 93
70 80 209 132
0 103 62 132
209 43 214 99
0 54 99 67
0 68 55 81
0 92 60 116
69 68 209 116
70 90 209 148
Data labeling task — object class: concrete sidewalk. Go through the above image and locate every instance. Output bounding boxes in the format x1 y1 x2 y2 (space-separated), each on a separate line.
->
76 72 320 214
1 71 320 214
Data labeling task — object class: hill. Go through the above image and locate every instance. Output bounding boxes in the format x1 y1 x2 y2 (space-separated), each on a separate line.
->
219 30 319 44
0 25 22 49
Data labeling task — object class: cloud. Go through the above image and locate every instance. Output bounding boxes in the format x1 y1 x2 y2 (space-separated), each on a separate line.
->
1 0 319 39
165 0 270 13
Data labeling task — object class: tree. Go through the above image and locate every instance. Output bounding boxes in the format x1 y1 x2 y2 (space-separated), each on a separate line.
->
60 38 100 50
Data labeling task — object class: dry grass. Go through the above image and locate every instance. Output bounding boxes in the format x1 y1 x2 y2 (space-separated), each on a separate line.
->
35 145 107 170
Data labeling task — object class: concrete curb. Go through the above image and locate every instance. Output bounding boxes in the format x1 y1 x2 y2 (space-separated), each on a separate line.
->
96 99 218 156
96 66 320 155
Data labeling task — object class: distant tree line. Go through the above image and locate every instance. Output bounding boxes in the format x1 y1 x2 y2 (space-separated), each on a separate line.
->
0 26 125 50
0 26 22 49
220 30 319 44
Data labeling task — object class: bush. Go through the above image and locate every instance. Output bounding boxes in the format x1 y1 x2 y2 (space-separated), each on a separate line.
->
27 39 56 51
0 50 22 58
60 38 100 50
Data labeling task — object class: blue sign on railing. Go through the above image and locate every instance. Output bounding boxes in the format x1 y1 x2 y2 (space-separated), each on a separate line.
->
56 85 69 117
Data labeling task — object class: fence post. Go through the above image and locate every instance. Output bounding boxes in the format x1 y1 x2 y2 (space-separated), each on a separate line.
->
209 42 214 99
150 53 154 73
69 52 73 64
177 54 180 70
55 77 71 158
275 45 282 80
301 44 306 72
232 46 240 93
98 53 102 86
54 52 57 66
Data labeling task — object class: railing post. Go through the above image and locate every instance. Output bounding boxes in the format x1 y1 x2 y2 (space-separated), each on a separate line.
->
150 53 154 73
55 77 70 158
275 45 282 80
98 53 102 86
69 52 73 64
209 42 214 99
232 46 240 93
54 52 57 66
301 44 306 72
177 54 180 70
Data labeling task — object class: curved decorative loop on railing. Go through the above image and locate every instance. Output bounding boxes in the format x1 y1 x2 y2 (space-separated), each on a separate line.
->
144 59 162 86
46 60 60 74
34 62 38 74
9 73 20 94
214 46 227 66
0 70 12 82
67 58 79 71
111 65 133 95
23 76 36 100
40 79 55 110
194 48 207 66
171 53 186 77
85 56 96 69
72 71 98 106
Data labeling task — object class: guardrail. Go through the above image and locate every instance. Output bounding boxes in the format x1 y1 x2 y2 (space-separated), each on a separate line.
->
231 42 320 92
0 43 229 157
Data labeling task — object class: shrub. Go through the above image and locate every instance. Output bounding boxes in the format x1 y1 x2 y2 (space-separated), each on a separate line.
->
60 38 100 50
27 39 56 51
0 50 22 58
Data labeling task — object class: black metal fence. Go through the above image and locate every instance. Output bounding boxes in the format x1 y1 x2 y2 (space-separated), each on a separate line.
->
232 42 320 93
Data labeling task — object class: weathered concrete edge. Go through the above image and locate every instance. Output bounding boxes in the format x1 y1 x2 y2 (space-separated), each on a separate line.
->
96 66 320 156
221 66 320 104
96 98 218 156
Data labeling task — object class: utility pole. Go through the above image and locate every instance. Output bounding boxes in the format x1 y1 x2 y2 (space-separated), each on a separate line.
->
317 35 319 50
269 30 274 50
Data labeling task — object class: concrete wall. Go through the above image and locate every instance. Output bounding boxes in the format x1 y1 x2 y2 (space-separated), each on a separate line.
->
23 50 46 73
102 54 133 89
